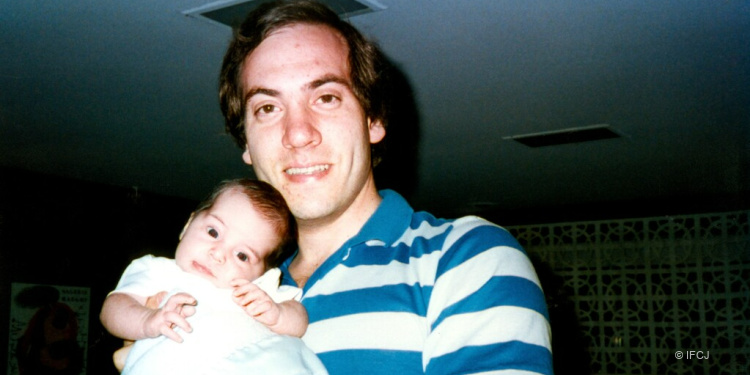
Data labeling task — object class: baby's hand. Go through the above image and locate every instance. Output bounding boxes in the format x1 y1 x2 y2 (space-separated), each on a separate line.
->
143 292 196 343
231 279 280 327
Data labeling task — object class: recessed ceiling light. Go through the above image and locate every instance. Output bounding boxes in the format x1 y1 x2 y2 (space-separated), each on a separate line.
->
183 0 386 28
503 124 622 148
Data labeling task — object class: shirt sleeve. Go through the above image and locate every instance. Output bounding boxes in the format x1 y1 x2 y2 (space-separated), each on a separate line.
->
110 255 174 297
254 267 303 303
423 216 553 375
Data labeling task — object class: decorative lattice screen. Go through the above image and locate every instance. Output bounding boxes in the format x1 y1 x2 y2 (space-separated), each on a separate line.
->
508 211 750 375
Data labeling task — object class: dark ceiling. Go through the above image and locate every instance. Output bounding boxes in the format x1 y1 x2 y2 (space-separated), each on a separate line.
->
1 0 748 224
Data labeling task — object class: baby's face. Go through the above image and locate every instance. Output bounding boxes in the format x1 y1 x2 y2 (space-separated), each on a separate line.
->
175 189 280 288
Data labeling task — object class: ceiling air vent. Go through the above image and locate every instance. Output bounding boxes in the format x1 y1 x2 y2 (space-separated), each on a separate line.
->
503 124 621 148
183 0 385 28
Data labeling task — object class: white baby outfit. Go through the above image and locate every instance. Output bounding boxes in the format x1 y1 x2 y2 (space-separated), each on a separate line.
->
112 255 327 375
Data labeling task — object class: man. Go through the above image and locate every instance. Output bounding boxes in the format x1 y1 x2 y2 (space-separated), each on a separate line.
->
217 1 552 374
115 1 552 373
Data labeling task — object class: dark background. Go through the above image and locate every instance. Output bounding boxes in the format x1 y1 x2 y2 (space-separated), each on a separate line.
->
2 166 746 374
1 167 195 375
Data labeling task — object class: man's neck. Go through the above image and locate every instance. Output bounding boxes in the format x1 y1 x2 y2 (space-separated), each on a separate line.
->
290 184 382 288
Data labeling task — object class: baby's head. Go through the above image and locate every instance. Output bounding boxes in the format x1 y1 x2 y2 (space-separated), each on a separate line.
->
175 179 297 288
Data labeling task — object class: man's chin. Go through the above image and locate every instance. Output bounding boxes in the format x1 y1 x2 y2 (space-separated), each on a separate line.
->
288 198 338 222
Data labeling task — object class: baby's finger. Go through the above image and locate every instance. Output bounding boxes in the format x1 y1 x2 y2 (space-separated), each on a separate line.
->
164 293 196 312
232 283 260 298
238 285 266 301
174 293 197 306
246 300 273 316
230 278 251 288
234 292 262 307
174 299 197 318
160 324 184 343
180 304 196 317
169 313 193 334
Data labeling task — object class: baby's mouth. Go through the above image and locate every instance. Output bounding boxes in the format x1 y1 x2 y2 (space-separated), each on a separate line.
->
192 261 214 277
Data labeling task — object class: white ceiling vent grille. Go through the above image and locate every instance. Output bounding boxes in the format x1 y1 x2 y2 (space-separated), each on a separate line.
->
183 0 385 28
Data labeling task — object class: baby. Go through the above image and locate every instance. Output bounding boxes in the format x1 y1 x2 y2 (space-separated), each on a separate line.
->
100 178 327 374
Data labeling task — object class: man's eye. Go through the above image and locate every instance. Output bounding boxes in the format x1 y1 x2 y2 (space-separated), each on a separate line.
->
255 104 276 115
317 94 339 105
207 227 219 238
235 252 249 262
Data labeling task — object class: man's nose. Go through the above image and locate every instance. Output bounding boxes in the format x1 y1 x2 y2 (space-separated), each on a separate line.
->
282 106 321 149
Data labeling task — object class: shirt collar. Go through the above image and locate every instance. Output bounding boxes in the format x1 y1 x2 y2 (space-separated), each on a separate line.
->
280 189 414 287
342 189 414 248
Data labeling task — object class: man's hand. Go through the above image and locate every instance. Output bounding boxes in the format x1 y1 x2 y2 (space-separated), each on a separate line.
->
113 342 133 373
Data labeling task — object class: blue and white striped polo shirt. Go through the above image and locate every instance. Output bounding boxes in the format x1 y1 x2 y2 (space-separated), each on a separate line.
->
281 190 552 375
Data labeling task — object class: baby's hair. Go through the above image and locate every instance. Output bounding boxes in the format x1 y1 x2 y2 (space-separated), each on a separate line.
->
194 179 297 269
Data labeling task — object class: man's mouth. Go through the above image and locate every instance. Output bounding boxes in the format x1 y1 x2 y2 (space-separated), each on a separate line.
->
285 164 330 175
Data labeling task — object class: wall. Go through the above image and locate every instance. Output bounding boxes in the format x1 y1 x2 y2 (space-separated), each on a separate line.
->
0 167 197 375
510 212 750 375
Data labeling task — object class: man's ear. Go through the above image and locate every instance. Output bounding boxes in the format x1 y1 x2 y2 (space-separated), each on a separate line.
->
179 213 196 240
242 146 253 165
368 118 385 144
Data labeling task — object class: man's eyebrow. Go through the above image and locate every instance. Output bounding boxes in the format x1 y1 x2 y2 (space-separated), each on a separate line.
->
244 87 280 103
307 74 351 90
244 75 350 103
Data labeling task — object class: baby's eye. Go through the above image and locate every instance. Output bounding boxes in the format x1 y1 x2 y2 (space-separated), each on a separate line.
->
235 251 250 262
207 227 219 238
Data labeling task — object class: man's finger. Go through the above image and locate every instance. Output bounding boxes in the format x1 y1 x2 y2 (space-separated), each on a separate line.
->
145 291 167 309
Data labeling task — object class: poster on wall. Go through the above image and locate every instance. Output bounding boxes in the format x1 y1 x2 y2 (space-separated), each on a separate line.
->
7 283 90 375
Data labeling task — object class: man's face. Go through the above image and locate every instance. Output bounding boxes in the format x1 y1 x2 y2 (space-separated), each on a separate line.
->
240 24 385 223
174 189 279 288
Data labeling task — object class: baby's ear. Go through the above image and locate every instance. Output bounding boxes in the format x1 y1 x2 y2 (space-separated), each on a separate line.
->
179 213 196 240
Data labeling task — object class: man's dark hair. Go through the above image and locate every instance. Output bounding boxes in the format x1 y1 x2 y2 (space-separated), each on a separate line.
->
218 0 390 166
